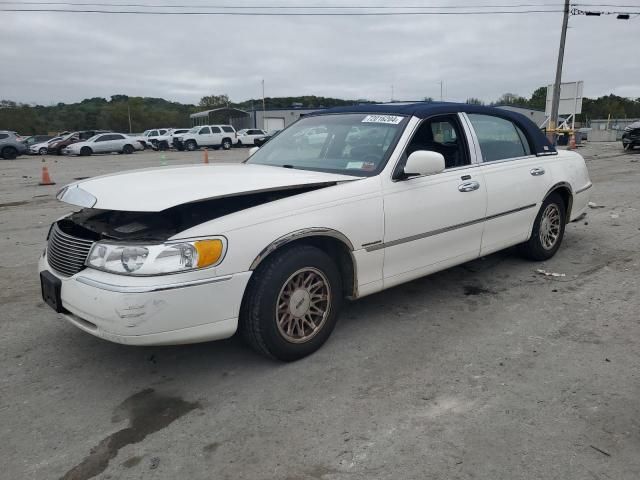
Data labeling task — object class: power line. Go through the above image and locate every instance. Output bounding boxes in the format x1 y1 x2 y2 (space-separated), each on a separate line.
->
0 7 568 15
0 1 577 7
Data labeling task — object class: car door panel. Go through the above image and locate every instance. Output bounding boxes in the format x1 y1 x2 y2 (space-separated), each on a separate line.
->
381 167 487 287
463 113 554 256
477 157 553 255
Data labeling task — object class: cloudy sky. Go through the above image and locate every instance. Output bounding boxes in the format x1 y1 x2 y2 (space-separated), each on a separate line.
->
2 1 639 105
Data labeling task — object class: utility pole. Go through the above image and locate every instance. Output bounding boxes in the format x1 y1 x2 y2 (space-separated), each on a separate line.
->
548 0 570 144
391 84 394 102
127 103 132 133
261 79 266 130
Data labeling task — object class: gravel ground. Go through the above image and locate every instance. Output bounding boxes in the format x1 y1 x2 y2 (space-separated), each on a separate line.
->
1 143 638 480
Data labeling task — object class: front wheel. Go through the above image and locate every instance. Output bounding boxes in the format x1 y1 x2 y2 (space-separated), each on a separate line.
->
240 245 343 361
1 147 18 160
185 140 197 151
518 192 566 261
79 146 92 156
38 147 48 156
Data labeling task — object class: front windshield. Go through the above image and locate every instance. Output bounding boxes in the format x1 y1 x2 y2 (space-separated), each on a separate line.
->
85 134 100 142
246 113 407 176
187 127 200 133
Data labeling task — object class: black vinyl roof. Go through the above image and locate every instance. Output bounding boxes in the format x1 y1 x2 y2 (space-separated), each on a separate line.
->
317 102 556 155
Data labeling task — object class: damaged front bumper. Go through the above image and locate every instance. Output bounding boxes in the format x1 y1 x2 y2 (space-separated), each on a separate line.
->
38 254 252 345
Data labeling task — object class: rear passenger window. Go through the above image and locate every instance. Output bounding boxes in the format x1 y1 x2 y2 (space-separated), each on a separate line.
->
210 127 222 134
468 114 531 162
221 126 234 133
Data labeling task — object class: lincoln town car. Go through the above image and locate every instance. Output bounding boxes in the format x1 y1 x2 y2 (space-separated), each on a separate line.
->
39 103 592 361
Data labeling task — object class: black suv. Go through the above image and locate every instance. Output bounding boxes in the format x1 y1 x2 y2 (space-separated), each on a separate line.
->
622 122 640 151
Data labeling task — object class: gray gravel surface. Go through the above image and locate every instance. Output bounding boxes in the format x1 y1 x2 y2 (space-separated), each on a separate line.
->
1 144 638 480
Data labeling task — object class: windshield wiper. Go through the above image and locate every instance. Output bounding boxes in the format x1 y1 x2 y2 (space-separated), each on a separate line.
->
281 164 296 169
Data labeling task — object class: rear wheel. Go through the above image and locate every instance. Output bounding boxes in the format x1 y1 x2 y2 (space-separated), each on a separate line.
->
80 146 92 156
185 140 197 151
518 192 566 261
1 147 18 160
240 244 343 361
221 138 232 150
122 144 134 154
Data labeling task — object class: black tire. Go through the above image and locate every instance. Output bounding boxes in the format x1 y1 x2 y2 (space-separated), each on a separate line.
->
240 244 343 361
159 141 169 151
56 147 64 156
185 140 198 151
518 192 566 261
122 144 134 154
38 147 48 156
221 138 232 150
80 146 92 157
237 140 243 147
139 142 147 150
1 147 18 160
176 144 185 151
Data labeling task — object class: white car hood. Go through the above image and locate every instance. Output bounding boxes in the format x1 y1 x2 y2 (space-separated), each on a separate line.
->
57 163 359 212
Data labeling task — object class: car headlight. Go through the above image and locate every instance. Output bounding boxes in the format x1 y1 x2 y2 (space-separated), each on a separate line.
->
86 238 226 275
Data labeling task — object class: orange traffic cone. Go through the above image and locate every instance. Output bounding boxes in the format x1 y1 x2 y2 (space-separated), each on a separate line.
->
39 162 55 186
569 133 577 150
203 147 209 164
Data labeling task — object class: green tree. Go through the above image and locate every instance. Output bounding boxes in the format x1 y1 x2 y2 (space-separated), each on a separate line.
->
199 94 230 108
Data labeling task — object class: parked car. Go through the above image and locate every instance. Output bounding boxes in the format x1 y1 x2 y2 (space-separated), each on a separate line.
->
622 121 640 151
63 133 143 156
0 131 28 159
154 128 189 150
293 126 328 146
41 102 591 361
173 125 238 151
48 130 110 155
30 136 63 155
254 129 281 147
135 128 171 149
21 135 54 148
236 129 267 146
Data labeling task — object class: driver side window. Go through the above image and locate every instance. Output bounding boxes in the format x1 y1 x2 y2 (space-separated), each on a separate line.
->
404 115 469 169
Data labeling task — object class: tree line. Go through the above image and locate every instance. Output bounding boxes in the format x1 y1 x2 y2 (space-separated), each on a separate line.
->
1 90 639 135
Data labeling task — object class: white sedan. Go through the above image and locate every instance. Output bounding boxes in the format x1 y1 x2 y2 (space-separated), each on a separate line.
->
236 129 267 146
40 103 591 361
30 136 62 155
63 133 143 156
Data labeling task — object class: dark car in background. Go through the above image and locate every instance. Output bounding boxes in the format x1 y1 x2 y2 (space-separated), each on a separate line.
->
47 130 110 155
622 122 640 151
0 131 28 160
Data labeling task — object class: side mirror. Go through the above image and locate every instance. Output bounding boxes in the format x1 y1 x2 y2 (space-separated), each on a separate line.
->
248 146 260 157
403 150 445 178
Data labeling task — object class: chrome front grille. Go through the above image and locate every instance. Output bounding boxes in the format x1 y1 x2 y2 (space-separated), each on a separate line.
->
47 223 95 277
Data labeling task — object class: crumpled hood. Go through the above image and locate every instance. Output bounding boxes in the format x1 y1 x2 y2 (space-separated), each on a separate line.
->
57 163 358 212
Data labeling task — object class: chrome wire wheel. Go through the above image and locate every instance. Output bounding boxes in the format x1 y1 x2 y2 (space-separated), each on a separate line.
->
539 203 561 250
276 267 331 344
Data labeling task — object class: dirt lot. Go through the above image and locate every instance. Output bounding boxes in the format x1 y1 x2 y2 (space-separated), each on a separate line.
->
1 144 639 480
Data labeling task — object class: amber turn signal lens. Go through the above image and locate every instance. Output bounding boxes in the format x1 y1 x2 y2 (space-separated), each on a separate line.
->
194 239 224 268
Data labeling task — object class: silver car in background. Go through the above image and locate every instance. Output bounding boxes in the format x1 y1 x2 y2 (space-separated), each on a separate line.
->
63 133 143 156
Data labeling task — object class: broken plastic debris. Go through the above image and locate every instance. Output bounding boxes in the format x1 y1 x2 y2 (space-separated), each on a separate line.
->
588 201 605 209
610 213 619 219
536 269 566 278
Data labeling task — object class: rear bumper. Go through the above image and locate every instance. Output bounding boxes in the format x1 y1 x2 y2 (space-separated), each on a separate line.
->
38 255 253 346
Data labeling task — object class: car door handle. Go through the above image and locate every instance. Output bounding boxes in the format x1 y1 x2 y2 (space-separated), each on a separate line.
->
458 181 480 192
530 167 545 176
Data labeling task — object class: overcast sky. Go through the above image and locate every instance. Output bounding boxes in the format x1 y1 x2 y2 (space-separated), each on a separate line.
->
2 1 639 105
